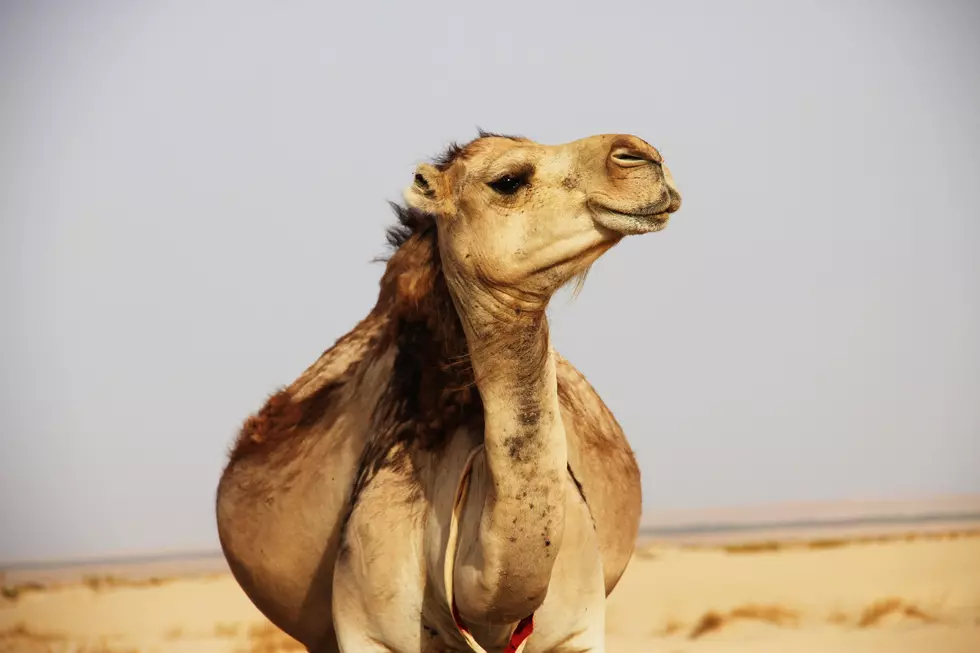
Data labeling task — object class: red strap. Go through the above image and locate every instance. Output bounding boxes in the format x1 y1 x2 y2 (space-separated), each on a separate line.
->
505 614 535 653
451 598 534 653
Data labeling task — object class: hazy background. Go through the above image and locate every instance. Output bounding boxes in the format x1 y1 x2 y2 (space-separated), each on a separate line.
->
1 1 978 564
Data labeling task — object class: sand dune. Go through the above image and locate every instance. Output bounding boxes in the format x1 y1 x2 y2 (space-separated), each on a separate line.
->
608 529 980 652
2 530 979 652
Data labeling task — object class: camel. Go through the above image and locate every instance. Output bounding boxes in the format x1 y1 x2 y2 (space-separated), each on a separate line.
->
215 131 682 652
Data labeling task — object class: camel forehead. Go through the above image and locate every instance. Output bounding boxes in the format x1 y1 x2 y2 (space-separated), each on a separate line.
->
447 134 612 177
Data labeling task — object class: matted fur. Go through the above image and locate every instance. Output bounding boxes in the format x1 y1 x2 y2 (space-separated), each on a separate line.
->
229 203 480 466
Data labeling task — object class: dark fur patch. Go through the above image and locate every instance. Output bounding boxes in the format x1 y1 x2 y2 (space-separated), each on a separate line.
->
503 431 535 463
341 205 484 540
381 202 436 252
228 381 344 464
517 404 541 427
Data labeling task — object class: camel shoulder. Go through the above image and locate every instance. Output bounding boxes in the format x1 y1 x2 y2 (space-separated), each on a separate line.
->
225 313 388 465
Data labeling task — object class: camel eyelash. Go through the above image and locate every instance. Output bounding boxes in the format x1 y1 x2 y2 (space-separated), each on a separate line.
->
487 167 533 195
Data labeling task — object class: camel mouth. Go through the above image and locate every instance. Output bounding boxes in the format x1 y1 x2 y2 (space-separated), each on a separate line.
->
588 201 672 235
600 206 671 221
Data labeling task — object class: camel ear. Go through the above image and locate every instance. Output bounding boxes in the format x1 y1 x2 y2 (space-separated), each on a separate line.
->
404 163 449 215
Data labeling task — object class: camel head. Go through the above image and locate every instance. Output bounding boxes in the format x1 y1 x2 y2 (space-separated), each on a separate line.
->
404 132 682 309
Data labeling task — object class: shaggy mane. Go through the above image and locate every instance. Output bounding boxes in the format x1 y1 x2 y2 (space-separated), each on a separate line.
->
382 203 436 253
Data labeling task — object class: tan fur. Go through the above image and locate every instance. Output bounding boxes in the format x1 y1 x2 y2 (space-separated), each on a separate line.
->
216 132 681 652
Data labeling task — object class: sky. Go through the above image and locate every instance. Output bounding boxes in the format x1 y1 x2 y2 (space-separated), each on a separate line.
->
1 0 978 564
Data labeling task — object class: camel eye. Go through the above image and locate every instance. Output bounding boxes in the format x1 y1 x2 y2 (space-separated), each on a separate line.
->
488 173 528 195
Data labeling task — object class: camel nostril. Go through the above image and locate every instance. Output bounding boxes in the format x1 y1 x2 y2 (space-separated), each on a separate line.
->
609 145 662 169
610 149 650 166
608 135 664 167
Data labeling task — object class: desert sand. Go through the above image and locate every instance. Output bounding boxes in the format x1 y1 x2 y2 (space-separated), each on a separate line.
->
2 529 979 653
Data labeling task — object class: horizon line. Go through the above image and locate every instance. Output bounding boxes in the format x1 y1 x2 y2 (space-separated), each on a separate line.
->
4 502 980 571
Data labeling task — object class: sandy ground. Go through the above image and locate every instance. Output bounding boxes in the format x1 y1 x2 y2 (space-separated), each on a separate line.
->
2 530 979 653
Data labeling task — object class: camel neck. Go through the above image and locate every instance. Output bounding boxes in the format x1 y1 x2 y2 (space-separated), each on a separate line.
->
468 313 567 486
449 285 569 622
450 284 566 470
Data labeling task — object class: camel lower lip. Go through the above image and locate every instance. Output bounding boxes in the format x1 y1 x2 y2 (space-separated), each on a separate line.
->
591 204 672 236
590 200 670 218
602 207 670 221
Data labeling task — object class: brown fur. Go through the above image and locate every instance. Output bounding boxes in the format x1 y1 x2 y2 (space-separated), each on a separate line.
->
226 316 384 465
344 205 485 515
228 131 542 469
228 203 479 464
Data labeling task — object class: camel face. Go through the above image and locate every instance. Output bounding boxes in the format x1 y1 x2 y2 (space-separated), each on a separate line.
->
405 133 681 301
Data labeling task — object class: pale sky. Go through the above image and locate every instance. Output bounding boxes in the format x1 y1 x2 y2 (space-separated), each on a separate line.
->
1 1 978 564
